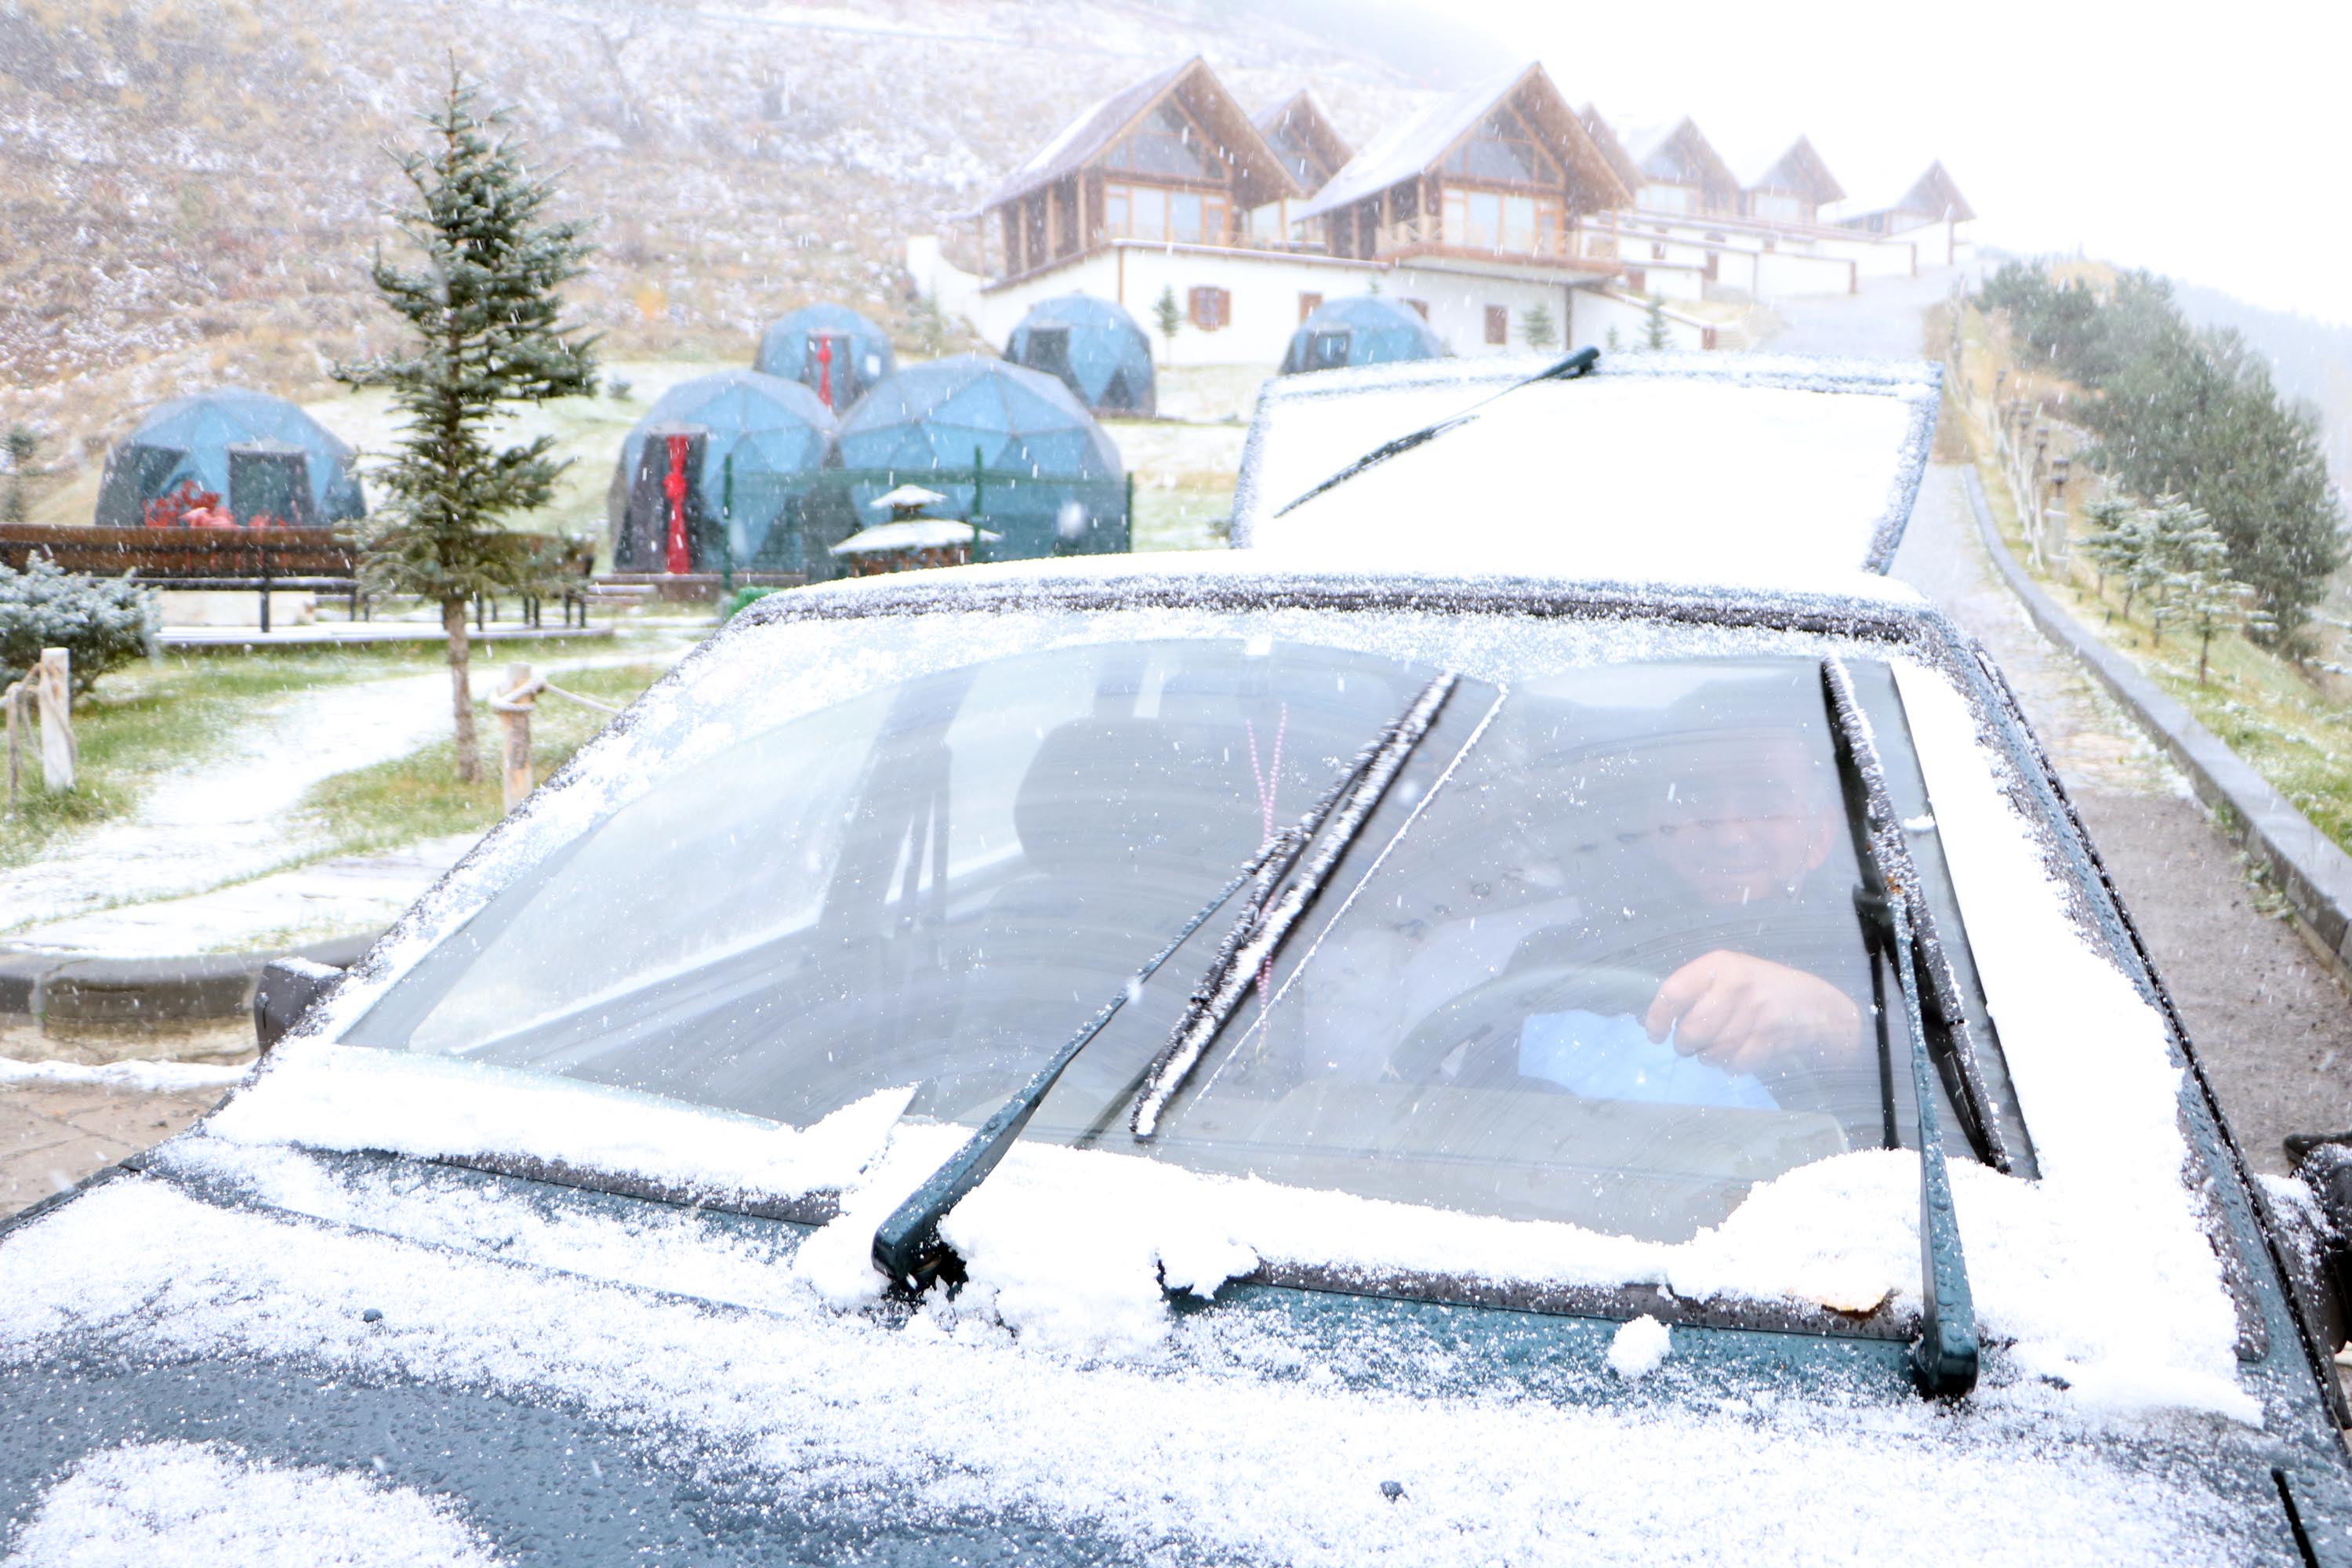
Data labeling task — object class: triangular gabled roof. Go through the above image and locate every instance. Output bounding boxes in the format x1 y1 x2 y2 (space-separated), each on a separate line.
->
1298 63 1628 223
984 56 1301 213
1727 132 1846 205
1616 114 1741 205
1577 103 1640 193
1848 160 1976 223
1253 89 1353 198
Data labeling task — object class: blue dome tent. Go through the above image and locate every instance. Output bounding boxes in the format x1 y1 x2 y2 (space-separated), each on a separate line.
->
609 371 835 573
824 354 1128 578
1004 295 1156 416
93 387 365 527
1278 296 1450 376
753 304 897 414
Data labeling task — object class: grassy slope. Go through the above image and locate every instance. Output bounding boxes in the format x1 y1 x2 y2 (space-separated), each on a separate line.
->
1955 308 2352 850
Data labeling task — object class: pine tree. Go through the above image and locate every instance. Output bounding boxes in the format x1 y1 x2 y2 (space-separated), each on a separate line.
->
0 426 42 524
1606 325 1622 353
336 69 598 783
1520 301 1558 350
1152 285 1181 346
2118 499 2176 626
1642 298 1671 352
2077 496 2136 604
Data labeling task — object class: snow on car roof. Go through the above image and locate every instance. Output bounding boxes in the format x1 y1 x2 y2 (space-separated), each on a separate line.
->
1230 353 1940 586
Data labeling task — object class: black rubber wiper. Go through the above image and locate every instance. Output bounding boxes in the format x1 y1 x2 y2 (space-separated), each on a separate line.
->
869 866 1254 1295
1820 656 1980 1398
1130 671 1458 1137
1272 347 1599 519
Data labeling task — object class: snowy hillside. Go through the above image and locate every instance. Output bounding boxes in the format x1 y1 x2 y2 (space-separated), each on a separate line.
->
0 0 1440 493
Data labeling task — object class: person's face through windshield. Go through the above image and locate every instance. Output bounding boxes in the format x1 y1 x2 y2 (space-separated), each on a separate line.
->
1651 733 1840 909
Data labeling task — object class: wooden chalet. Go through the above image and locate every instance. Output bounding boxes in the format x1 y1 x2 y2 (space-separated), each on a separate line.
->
1839 160 1976 234
1730 134 1846 227
978 57 1301 281
1247 90 1352 241
1294 64 1628 270
1613 116 1741 218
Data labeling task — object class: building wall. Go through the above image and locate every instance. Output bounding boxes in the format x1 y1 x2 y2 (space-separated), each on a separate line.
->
1567 290 1711 353
911 238 1597 366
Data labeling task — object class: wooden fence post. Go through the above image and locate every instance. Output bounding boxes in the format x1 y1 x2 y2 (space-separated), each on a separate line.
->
494 661 538 814
34 648 71 793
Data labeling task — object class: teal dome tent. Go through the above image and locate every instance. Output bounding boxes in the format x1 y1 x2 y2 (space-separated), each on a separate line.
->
609 371 835 573
93 387 365 527
1004 295 1156 416
1279 296 1450 376
824 354 1128 579
753 305 897 413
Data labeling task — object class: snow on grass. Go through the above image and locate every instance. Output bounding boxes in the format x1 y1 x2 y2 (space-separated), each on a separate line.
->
0 1178 2270 1565
0 1056 252 1093
0 1439 498 1568
0 673 451 938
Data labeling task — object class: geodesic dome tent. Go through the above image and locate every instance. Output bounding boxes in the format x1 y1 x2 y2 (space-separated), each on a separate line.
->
93 387 365 528
1278 296 1450 376
1004 295 1156 416
753 304 897 415
824 354 1128 578
608 371 836 573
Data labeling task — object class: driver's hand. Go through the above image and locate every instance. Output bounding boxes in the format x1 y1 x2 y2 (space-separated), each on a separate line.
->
1643 950 1863 1074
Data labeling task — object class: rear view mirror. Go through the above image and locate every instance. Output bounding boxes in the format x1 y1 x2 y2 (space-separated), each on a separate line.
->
253 956 345 1053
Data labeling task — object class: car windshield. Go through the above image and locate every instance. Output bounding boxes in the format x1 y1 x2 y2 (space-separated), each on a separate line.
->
350 634 1990 1243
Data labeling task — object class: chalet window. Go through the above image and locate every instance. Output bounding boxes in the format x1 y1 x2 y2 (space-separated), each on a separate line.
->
1405 299 1430 321
1441 190 1563 255
1635 185 1693 215
1624 267 1647 294
1650 242 1667 261
1187 286 1231 330
1439 103 1555 185
1105 102 1218 181
1484 305 1508 345
1750 191 1806 225
1103 182 1228 245
1298 292 1323 322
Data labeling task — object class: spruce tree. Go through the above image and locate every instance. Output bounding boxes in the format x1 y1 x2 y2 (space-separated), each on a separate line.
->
1520 301 1558 350
337 69 598 783
1642 298 1671 351
1152 285 1182 347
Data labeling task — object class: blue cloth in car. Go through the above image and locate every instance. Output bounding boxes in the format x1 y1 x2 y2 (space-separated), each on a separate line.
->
1519 1010 1780 1111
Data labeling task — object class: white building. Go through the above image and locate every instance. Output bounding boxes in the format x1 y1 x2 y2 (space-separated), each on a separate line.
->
911 59 1667 366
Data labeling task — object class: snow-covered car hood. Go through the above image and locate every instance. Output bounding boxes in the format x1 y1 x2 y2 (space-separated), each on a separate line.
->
0 1143 2323 1566
1230 353 1941 586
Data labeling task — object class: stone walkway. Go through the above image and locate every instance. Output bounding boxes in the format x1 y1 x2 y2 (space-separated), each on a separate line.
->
0 1079 232 1218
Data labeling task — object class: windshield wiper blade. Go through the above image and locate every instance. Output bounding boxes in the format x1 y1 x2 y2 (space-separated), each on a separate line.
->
1820 657 1979 1398
1271 347 1599 519
869 866 1255 1296
1130 671 1459 1138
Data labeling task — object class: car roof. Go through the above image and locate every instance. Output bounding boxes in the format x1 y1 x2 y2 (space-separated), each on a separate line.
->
1229 352 1942 588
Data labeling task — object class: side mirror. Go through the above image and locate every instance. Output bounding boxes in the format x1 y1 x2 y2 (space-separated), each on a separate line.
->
2279 1133 2352 1363
253 956 345 1053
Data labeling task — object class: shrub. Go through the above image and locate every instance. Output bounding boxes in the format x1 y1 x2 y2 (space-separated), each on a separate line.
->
724 585 780 619
0 556 159 693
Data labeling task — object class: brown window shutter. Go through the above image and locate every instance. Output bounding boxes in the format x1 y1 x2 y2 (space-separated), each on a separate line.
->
1298 291 1323 323
1483 305 1507 345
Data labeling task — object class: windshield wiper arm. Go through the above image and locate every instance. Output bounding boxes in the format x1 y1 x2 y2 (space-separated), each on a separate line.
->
1820 657 1979 1398
1271 347 1599 519
870 866 1255 1296
1130 671 1459 1138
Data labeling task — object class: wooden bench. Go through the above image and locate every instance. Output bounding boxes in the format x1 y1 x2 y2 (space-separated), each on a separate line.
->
2 525 595 633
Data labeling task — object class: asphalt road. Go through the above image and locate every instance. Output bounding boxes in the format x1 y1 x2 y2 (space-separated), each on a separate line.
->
1777 266 2352 1173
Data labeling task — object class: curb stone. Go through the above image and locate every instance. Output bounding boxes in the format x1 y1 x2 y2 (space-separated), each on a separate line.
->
1962 466 2352 980
0 933 376 1029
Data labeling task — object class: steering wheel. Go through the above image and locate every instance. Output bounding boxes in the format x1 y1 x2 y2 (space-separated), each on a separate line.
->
1387 964 1664 1087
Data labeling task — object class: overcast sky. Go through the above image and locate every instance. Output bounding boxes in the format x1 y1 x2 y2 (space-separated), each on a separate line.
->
1441 0 2350 325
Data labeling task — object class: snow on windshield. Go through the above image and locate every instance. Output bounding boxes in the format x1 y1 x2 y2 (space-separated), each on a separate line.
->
1234 354 1939 586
